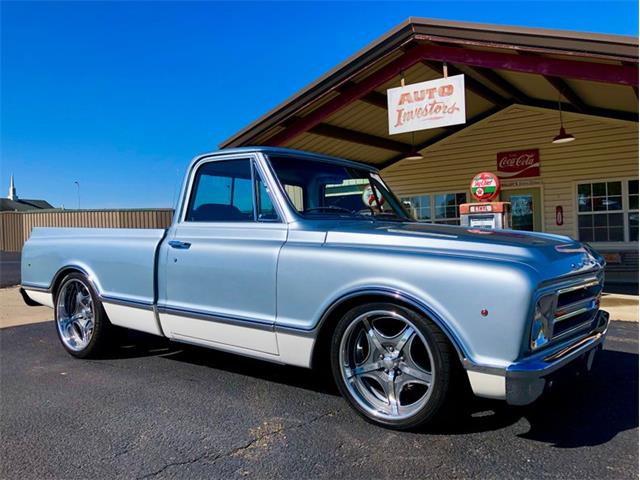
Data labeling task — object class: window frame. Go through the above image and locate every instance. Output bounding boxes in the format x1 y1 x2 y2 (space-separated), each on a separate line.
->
181 155 282 224
574 177 639 245
432 191 468 224
253 162 281 222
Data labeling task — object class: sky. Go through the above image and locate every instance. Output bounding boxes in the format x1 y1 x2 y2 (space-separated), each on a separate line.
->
1 1 638 209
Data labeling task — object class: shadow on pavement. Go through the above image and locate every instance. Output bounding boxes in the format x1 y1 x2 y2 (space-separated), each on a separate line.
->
105 328 638 448
106 328 339 395
516 349 638 448
432 349 638 448
101 328 177 360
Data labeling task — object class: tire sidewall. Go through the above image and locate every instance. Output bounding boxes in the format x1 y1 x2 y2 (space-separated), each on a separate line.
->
330 302 452 430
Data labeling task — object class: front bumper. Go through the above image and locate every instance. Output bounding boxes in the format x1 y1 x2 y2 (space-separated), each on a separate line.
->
465 309 610 405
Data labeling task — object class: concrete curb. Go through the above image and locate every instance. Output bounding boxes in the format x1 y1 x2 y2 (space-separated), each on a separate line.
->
600 294 638 322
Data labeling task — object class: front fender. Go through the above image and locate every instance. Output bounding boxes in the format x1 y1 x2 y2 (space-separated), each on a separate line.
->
276 242 539 368
310 285 471 360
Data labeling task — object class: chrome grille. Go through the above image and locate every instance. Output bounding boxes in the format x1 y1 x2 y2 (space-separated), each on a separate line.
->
552 278 603 339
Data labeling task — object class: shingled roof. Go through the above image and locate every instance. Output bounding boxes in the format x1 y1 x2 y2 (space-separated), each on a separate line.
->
0 198 55 212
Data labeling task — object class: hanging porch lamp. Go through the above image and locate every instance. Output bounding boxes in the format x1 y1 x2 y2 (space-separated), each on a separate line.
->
402 132 424 161
552 99 575 144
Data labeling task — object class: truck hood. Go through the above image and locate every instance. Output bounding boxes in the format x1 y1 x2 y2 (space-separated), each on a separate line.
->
323 221 604 282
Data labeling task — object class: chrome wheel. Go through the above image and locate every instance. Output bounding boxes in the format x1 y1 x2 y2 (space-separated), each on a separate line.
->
56 279 95 352
339 309 435 421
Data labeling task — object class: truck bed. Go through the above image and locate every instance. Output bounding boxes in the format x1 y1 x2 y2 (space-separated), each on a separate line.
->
21 227 167 306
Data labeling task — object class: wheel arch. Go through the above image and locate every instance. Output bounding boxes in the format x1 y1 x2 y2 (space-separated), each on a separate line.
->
310 288 469 369
50 265 101 299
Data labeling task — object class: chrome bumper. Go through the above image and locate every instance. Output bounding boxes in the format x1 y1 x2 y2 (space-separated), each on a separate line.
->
464 310 610 405
505 309 610 405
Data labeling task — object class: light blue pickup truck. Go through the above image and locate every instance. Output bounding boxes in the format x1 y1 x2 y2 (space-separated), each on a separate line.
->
21 147 609 429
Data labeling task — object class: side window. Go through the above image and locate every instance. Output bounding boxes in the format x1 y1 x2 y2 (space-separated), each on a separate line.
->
186 159 254 222
255 169 278 221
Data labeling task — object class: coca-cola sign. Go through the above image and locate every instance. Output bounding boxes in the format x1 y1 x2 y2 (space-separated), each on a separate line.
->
496 149 540 179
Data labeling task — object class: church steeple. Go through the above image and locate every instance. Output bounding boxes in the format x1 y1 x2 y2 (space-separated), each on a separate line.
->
8 175 17 200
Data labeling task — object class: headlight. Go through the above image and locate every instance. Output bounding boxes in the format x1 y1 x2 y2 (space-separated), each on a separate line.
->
530 294 556 350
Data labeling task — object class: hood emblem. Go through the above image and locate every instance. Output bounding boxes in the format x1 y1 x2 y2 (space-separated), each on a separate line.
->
571 255 597 270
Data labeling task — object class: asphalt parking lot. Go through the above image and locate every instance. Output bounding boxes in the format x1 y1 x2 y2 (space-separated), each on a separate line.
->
0 317 637 479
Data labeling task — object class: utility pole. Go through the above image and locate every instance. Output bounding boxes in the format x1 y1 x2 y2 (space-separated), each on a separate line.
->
74 181 80 209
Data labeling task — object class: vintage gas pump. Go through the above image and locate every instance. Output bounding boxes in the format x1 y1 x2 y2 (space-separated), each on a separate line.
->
460 172 512 229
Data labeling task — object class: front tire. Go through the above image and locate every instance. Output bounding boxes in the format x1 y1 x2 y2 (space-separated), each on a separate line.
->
330 302 457 430
54 272 112 358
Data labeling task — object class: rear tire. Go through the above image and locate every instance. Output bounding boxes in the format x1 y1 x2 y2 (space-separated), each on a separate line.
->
54 272 112 358
330 302 458 430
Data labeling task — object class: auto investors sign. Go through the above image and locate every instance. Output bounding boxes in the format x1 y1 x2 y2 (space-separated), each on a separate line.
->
387 75 466 135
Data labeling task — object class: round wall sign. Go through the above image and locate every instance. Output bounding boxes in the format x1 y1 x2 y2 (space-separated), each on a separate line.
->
362 186 385 207
470 172 500 202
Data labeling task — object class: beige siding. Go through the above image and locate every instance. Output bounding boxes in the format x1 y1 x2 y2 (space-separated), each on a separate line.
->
0 209 173 252
383 105 639 240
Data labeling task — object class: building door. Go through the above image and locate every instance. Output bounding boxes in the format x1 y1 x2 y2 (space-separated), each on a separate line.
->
502 188 542 231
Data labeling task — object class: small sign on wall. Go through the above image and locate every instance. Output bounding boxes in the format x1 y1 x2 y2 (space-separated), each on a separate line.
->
602 253 622 264
470 172 501 202
387 75 466 135
556 206 564 226
497 149 540 179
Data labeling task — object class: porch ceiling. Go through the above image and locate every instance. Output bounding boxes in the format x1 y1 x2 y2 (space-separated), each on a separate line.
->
220 18 638 169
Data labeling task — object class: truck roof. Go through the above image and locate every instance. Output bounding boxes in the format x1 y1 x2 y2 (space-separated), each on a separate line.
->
189 146 379 172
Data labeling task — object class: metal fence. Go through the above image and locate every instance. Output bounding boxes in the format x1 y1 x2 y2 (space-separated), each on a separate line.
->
0 209 174 252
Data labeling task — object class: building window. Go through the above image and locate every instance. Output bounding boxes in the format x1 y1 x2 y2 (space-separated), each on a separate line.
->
577 179 638 243
434 192 467 225
629 180 639 241
403 194 431 221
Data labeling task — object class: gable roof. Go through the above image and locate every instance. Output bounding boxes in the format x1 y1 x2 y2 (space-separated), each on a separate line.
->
219 18 638 168
0 198 54 212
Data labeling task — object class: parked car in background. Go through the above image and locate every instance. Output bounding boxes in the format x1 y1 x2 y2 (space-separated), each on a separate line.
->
21 147 609 430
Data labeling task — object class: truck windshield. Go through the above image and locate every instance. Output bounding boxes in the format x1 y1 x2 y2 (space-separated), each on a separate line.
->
267 155 411 221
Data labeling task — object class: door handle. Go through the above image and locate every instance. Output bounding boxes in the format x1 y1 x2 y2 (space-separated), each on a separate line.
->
168 240 191 249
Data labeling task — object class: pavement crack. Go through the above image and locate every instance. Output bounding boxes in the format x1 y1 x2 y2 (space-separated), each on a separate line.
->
137 454 209 480
136 409 340 479
227 409 340 459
